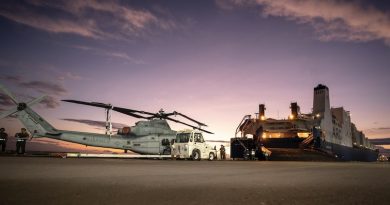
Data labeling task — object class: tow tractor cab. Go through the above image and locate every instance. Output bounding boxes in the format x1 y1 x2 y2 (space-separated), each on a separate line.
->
173 130 217 160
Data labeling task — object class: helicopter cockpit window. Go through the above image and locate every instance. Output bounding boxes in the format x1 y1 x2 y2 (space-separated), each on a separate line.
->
117 127 131 135
194 133 204 143
176 133 191 143
117 128 123 135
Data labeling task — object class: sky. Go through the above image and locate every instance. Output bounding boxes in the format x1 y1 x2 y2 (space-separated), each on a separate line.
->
0 0 390 152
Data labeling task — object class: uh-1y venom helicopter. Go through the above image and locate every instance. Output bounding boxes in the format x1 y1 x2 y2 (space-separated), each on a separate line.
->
0 84 213 154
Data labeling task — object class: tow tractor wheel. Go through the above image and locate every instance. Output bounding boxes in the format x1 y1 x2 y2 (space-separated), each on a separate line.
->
208 152 215 161
191 149 201 161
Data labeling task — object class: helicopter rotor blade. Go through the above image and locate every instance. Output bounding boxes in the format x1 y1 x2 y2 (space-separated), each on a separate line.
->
113 107 155 116
62 100 150 119
165 116 214 134
62 99 214 133
112 107 149 119
172 111 207 127
145 111 207 127
0 84 19 104
145 112 175 120
62 100 112 109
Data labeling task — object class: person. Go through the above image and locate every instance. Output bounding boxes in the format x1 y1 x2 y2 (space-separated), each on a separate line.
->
0 128 8 152
170 139 176 160
220 145 226 160
15 128 30 154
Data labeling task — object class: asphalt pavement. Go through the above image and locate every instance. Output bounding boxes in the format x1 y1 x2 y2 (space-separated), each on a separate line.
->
0 157 389 205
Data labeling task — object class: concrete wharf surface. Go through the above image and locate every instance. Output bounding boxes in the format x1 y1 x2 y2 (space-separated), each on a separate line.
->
0 157 389 205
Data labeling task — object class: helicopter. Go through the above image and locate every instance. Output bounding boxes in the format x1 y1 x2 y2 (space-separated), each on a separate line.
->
0 84 213 154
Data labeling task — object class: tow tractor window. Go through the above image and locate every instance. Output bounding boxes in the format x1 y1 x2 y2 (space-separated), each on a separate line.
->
194 133 204 143
176 133 191 143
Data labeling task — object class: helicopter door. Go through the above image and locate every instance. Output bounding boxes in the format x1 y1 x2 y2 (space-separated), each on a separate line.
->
160 137 171 154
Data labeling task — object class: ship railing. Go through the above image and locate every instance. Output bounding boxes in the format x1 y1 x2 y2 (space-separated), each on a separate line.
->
299 134 314 148
235 115 251 138
233 115 253 153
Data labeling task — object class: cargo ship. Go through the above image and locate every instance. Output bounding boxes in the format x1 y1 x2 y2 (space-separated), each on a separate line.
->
231 84 379 161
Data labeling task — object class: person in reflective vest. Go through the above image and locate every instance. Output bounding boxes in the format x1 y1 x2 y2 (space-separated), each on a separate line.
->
15 128 30 154
0 128 8 152
220 145 226 160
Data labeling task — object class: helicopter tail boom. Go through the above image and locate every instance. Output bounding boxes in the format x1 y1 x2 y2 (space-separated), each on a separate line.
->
17 106 60 137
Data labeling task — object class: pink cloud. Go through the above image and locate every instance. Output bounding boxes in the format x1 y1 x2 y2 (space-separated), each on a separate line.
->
71 45 146 64
0 0 176 40
218 0 390 45
0 8 98 38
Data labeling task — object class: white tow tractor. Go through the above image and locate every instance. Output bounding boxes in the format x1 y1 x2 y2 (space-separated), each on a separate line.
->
172 130 217 160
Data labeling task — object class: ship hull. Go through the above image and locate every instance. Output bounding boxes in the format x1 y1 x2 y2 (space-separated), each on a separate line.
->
321 141 379 162
260 138 378 161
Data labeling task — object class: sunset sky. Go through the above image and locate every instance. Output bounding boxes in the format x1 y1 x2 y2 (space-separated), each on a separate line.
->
0 0 389 151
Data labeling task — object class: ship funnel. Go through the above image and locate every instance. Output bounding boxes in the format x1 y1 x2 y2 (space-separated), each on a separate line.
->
290 102 300 119
259 104 266 120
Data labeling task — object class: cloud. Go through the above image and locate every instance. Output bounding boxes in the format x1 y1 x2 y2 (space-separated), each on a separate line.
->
46 66 84 81
0 58 84 82
39 95 60 109
215 0 247 10
64 72 82 80
0 0 176 40
0 2 98 38
56 72 83 81
38 64 84 81
218 0 390 45
364 127 390 139
365 127 390 132
62 118 128 129
0 75 22 83
0 85 62 109
369 138 390 145
376 127 390 130
104 51 146 65
0 93 15 107
24 94 61 109
1 76 68 109
20 81 67 96
72 45 145 64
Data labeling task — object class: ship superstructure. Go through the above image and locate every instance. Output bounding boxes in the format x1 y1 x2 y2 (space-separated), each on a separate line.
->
233 84 378 161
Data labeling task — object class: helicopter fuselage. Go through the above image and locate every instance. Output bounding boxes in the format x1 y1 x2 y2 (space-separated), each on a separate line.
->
42 119 178 154
45 130 176 154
